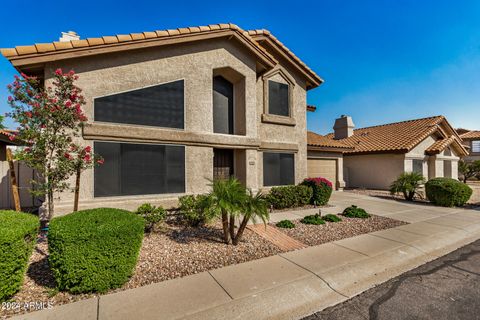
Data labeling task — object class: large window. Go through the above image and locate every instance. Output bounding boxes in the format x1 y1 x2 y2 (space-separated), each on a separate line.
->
94 142 185 197
473 140 480 153
94 80 184 129
268 80 289 117
263 152 294 186
213 76 234 134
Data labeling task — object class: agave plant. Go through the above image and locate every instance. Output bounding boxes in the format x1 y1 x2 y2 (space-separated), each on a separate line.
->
389 172 426 201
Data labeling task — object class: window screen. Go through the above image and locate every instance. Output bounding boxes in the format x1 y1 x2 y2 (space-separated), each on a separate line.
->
412 160 423 174
268 80 289 116
473 141 480 153
263 152 294 186
213 76 234 134
94 80 184 129
94 142 185 197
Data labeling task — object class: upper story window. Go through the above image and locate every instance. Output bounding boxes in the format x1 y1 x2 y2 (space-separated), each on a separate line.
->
94 80 184 129
268 80 289 117
472 140 480 153
213 76 234 134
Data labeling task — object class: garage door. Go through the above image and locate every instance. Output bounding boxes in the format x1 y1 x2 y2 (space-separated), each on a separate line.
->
307 159 337 189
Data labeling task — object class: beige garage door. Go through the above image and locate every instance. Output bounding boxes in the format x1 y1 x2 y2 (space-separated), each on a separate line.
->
307 159 337 189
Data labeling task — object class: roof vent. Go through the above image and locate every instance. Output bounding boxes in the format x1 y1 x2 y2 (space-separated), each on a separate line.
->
59 31 80 42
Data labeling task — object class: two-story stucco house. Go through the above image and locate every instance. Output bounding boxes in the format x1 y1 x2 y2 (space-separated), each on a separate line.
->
1 24 323 215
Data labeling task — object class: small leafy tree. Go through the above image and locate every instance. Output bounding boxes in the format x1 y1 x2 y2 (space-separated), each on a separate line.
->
7 69 93 222
208 178 269 245
458 160 480 183
389 172 426 201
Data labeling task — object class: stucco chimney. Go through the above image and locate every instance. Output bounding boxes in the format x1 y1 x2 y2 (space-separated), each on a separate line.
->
59 31 80 42
333 115 355 140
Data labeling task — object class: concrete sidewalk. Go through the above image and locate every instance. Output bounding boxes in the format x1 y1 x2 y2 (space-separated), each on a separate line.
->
13 193 480 320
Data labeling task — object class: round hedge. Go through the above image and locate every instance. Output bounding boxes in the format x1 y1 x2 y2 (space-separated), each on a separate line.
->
0 211 39 301
343 205 370 219
425 178 472 207
301 178 333 206
48 208 144 293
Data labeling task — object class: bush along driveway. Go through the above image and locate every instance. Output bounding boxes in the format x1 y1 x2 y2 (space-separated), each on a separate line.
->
5 192 480 320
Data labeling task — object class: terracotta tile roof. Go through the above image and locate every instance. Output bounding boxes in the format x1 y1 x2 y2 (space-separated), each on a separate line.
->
1 23 322 89
323 115 467 156
460 130 480 140
247 30 323 86
425 136 456 155
306 105 317 112
307 131 353 150
0 129 18 144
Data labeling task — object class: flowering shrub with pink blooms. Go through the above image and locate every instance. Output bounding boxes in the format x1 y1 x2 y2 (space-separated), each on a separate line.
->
301 177 333 205
6 69 102 221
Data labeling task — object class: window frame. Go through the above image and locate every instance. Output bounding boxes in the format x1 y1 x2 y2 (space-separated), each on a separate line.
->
93 140 186 198
263 152 295 187
412 159 424 175
93 79 186 130
267 80 290 117
261 68 296 126
472 140 480 153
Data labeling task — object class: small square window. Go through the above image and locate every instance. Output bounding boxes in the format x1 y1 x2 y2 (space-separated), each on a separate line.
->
472 140 480 153
412 159 423 174
268 80 289 117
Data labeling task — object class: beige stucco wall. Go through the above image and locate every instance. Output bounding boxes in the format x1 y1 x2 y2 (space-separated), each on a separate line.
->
344 153 405 190
42 38 309 215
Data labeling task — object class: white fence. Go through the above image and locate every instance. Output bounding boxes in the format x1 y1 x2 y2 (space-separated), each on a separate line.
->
0 160 40 210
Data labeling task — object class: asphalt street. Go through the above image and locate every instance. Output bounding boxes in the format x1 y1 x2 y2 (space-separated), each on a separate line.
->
303 239 480 320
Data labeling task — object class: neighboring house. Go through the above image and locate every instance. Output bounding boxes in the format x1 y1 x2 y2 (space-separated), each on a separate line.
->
1 24 323 215
308 115 468 190
0 130 38 209
458 130 480 162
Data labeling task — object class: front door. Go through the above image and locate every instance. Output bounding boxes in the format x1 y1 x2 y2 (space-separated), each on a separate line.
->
213 149 234 180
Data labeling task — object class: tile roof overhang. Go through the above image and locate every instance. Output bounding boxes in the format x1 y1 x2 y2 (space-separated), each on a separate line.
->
1 24 322 91
247 30 323 89
460 130 480 140
307 131 354 153
425 135 467 156
0 130 19 145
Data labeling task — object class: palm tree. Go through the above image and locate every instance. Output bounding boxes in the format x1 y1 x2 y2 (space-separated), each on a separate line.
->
389 172 426 201
232 189 269 245
208 178 269 245
209 178 246 244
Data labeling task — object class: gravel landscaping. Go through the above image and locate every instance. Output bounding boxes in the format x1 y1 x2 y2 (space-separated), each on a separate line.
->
1 219 283 319
273 214 407 246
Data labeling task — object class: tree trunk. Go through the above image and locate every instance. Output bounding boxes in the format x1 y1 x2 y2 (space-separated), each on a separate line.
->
229 214 236 242
47 190 54 222
221 210 230 244
73 166 81 212
232 215 250 245
6 148 21 212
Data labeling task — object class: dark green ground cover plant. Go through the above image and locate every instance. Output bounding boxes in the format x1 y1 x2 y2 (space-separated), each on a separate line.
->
300 214 325 225
48 208 144 293
0 210 39 301
322 214 342 222
343 205 370 218
276 220 295 228
135 203 167 233
425 178 473 207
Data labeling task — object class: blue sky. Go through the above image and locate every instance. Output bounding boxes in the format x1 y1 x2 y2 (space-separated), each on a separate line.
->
1 0 479 133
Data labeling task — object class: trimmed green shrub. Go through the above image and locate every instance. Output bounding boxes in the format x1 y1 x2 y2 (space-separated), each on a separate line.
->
425 178 473 207
0 211 39 301
300 214 325 225
301 178 333 206
343 205 370 218
134 203 166 233
265 185 313 209
48 208 144 293
323 214 342 222
276 220 295 228
178 194 216 227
